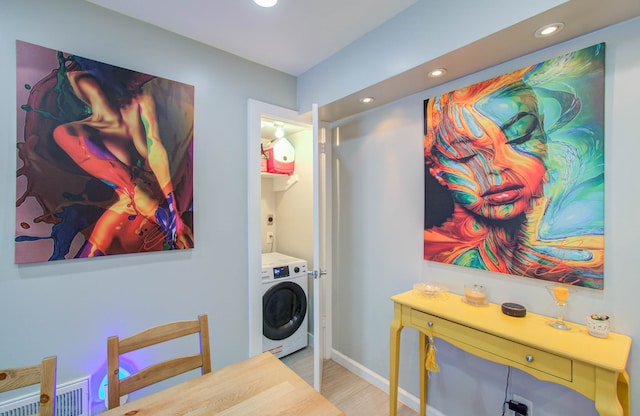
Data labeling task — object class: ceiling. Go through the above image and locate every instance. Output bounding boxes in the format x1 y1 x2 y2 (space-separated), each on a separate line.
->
317 0 640 120
84 0 639 121
83 0 418 76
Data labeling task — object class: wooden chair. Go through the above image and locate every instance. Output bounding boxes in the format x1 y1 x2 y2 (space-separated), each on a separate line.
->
107 314 211 409
0 356 57 416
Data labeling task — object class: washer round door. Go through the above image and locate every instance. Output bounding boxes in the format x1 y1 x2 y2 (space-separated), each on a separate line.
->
263 281 307 341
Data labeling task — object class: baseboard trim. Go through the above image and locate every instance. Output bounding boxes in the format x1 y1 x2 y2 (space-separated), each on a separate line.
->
330 348 446 416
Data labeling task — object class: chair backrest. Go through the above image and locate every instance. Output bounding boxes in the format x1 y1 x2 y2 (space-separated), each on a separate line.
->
107 314 211 409
0 356 57 416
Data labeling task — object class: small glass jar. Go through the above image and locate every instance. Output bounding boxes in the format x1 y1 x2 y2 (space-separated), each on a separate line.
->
586 314 610 338
464 284 486 306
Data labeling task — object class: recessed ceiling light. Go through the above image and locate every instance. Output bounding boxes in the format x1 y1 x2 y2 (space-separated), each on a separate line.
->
254 0 278 7
360 97 374 104
534 22 565 38
428 68 447 78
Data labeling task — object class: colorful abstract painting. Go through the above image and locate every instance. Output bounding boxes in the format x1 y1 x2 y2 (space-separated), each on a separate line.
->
15 40 194 263
423 43 604 289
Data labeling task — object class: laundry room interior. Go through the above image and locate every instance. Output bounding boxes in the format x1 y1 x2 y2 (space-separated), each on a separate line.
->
260 115 315 374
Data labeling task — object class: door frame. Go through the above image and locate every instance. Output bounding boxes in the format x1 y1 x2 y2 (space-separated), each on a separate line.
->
246 99 332 371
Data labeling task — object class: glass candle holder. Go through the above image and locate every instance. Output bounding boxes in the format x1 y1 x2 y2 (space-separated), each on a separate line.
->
586 314 610 338
464 284 486 306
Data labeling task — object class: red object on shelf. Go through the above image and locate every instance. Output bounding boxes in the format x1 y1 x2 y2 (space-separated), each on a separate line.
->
263 138 295 174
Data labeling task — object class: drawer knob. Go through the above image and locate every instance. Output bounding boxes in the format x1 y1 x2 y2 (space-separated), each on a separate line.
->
525 355 534 363
427 321 434 327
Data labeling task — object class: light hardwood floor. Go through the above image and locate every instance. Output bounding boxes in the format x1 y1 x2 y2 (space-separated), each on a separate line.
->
281 347 418 416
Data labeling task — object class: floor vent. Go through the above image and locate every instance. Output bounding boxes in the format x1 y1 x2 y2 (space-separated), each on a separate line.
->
0 376 89 416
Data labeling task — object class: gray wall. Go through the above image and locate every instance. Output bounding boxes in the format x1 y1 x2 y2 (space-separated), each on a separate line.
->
0 0 295 412
331 17 640 416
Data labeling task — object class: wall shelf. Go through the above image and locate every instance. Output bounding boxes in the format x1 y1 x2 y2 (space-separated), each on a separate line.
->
262 173 298 192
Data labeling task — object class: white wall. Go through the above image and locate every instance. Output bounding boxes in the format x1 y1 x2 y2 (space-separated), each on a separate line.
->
331 18 640 416
273 129 314 264
0 0 296 411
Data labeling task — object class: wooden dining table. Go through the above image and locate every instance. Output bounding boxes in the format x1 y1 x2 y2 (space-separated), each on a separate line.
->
100 351 344 415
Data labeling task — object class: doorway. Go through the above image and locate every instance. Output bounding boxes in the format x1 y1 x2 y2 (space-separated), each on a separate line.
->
247 99 332 391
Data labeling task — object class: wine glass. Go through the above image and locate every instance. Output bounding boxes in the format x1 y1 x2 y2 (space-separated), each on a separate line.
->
546 285 573 330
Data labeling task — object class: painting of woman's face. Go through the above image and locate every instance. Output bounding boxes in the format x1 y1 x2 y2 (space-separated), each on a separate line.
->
423 43 605 288
426 82 547 221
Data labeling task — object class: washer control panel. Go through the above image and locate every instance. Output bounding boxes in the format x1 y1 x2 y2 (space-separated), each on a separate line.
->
261 252 308 282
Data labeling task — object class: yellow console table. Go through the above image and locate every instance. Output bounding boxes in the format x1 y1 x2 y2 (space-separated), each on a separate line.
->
389 290 631 416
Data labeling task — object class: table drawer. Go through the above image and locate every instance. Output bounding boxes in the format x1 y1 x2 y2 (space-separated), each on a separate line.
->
410 309 572 381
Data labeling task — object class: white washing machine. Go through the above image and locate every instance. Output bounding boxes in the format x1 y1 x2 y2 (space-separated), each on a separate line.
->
262 252 308 358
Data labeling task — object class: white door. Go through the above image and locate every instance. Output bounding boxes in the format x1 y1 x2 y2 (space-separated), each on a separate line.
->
311 103 332 390
247 99 331 392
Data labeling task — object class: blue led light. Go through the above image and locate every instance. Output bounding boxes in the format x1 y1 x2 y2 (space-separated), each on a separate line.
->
98 367 131 401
